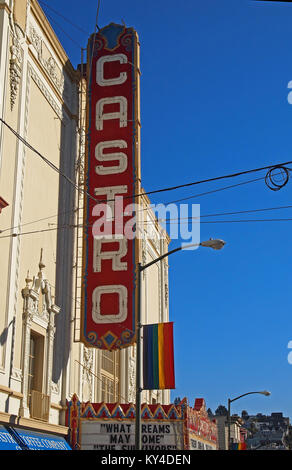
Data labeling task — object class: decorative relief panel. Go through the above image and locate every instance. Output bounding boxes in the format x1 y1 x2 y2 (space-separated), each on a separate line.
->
82 346 94 402
28 25 65 97
10 24 24 110
128 349 136 403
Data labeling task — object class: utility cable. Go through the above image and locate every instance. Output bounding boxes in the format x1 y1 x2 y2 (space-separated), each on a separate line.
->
44 11 84 49
2 216 292 239
0 117 100 205
0 174 266 234
39 0 89 35
162 174 267 205
0 168 289 236
0 207 77 234
88 0 101 93
1 117 291 206
135 162 292 199
45 203 292 225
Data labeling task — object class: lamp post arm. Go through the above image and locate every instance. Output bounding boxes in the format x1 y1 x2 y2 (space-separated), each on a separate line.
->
140 247 182 271
140 244 199 271
229 391 265 403
227 390 270 450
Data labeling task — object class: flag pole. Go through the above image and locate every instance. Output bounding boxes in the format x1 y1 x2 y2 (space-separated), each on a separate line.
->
135 262 142 450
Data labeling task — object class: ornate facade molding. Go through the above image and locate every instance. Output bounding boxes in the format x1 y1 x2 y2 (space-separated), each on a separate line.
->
28 25 65 97
128 348 136 403
19 250 60 418
9 23 24 110
82 346 94 402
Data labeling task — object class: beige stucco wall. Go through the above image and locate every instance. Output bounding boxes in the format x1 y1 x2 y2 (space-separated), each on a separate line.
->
0 0 78 433
0 0 171 437
13 77 62 369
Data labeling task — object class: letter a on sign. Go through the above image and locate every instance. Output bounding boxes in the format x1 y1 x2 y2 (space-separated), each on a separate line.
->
80 23 141 350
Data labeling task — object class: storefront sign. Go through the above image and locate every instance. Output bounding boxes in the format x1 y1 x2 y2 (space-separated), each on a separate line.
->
189 434 216 451
0 425 71 450
81 23 141 350
80 420 184 450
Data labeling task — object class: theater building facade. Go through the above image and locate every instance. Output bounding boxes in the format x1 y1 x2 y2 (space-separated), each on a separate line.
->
0 0 171 449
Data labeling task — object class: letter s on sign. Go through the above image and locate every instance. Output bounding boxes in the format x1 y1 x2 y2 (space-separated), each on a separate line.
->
288 340 292 365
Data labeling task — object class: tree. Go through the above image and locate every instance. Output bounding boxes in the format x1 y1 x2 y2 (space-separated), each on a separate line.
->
215 405 228 416
241 410 249 419
207 408 214 419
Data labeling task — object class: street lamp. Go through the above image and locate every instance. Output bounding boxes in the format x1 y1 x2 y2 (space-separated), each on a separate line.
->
135 238 226 450
227 390 271 450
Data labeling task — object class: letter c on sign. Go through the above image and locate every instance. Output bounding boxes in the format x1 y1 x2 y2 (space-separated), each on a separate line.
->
96 54 128 87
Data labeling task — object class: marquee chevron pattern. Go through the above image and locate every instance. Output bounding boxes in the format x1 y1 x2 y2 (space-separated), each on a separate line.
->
66 394 217 450
77 396 186 421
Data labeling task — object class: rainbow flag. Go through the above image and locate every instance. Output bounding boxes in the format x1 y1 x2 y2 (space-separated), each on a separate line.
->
231 442 247 450
143 322 175 390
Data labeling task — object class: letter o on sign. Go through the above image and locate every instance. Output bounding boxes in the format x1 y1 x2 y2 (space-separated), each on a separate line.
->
92 285 128 324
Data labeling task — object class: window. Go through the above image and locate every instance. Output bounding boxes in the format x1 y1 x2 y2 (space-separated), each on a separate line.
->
101 375 116 403
100 350 120 402
27 332 44 405
102 350 115 375
27 336 36 405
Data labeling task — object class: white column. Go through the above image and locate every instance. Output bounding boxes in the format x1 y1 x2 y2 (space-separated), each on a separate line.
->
0 1 11 169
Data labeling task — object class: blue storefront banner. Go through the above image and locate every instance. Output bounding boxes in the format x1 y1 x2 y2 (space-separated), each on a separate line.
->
0 425 71 450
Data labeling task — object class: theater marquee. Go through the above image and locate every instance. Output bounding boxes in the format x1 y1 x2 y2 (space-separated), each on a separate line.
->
81 23 141 350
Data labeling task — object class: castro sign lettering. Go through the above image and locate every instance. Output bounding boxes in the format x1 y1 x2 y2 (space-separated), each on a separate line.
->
81 23 141 350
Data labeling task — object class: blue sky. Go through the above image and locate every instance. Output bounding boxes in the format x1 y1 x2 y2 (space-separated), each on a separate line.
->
41 0 292 418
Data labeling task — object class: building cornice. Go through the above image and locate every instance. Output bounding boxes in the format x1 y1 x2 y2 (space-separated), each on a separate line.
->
0 410 68 436
30 0 79 83
0 2 11 15
0 384 22 399
28 48 78 122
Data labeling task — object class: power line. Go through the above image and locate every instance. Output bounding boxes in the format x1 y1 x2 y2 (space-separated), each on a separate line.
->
2 215 292 239
39 0 89 35
0 225 71 239
0 173 268 235
0 166 290 236
163 174 267 205
44 10 84 49
0 117 100 205
135 162 291 199
0 208 77 234
157 204 292 223
88 0 102 96
1 116 291 206
44 203 292 225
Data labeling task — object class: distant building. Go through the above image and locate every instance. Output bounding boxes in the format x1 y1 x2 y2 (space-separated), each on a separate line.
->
241 411 290 450
215 414 244 450
246 430 288 450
